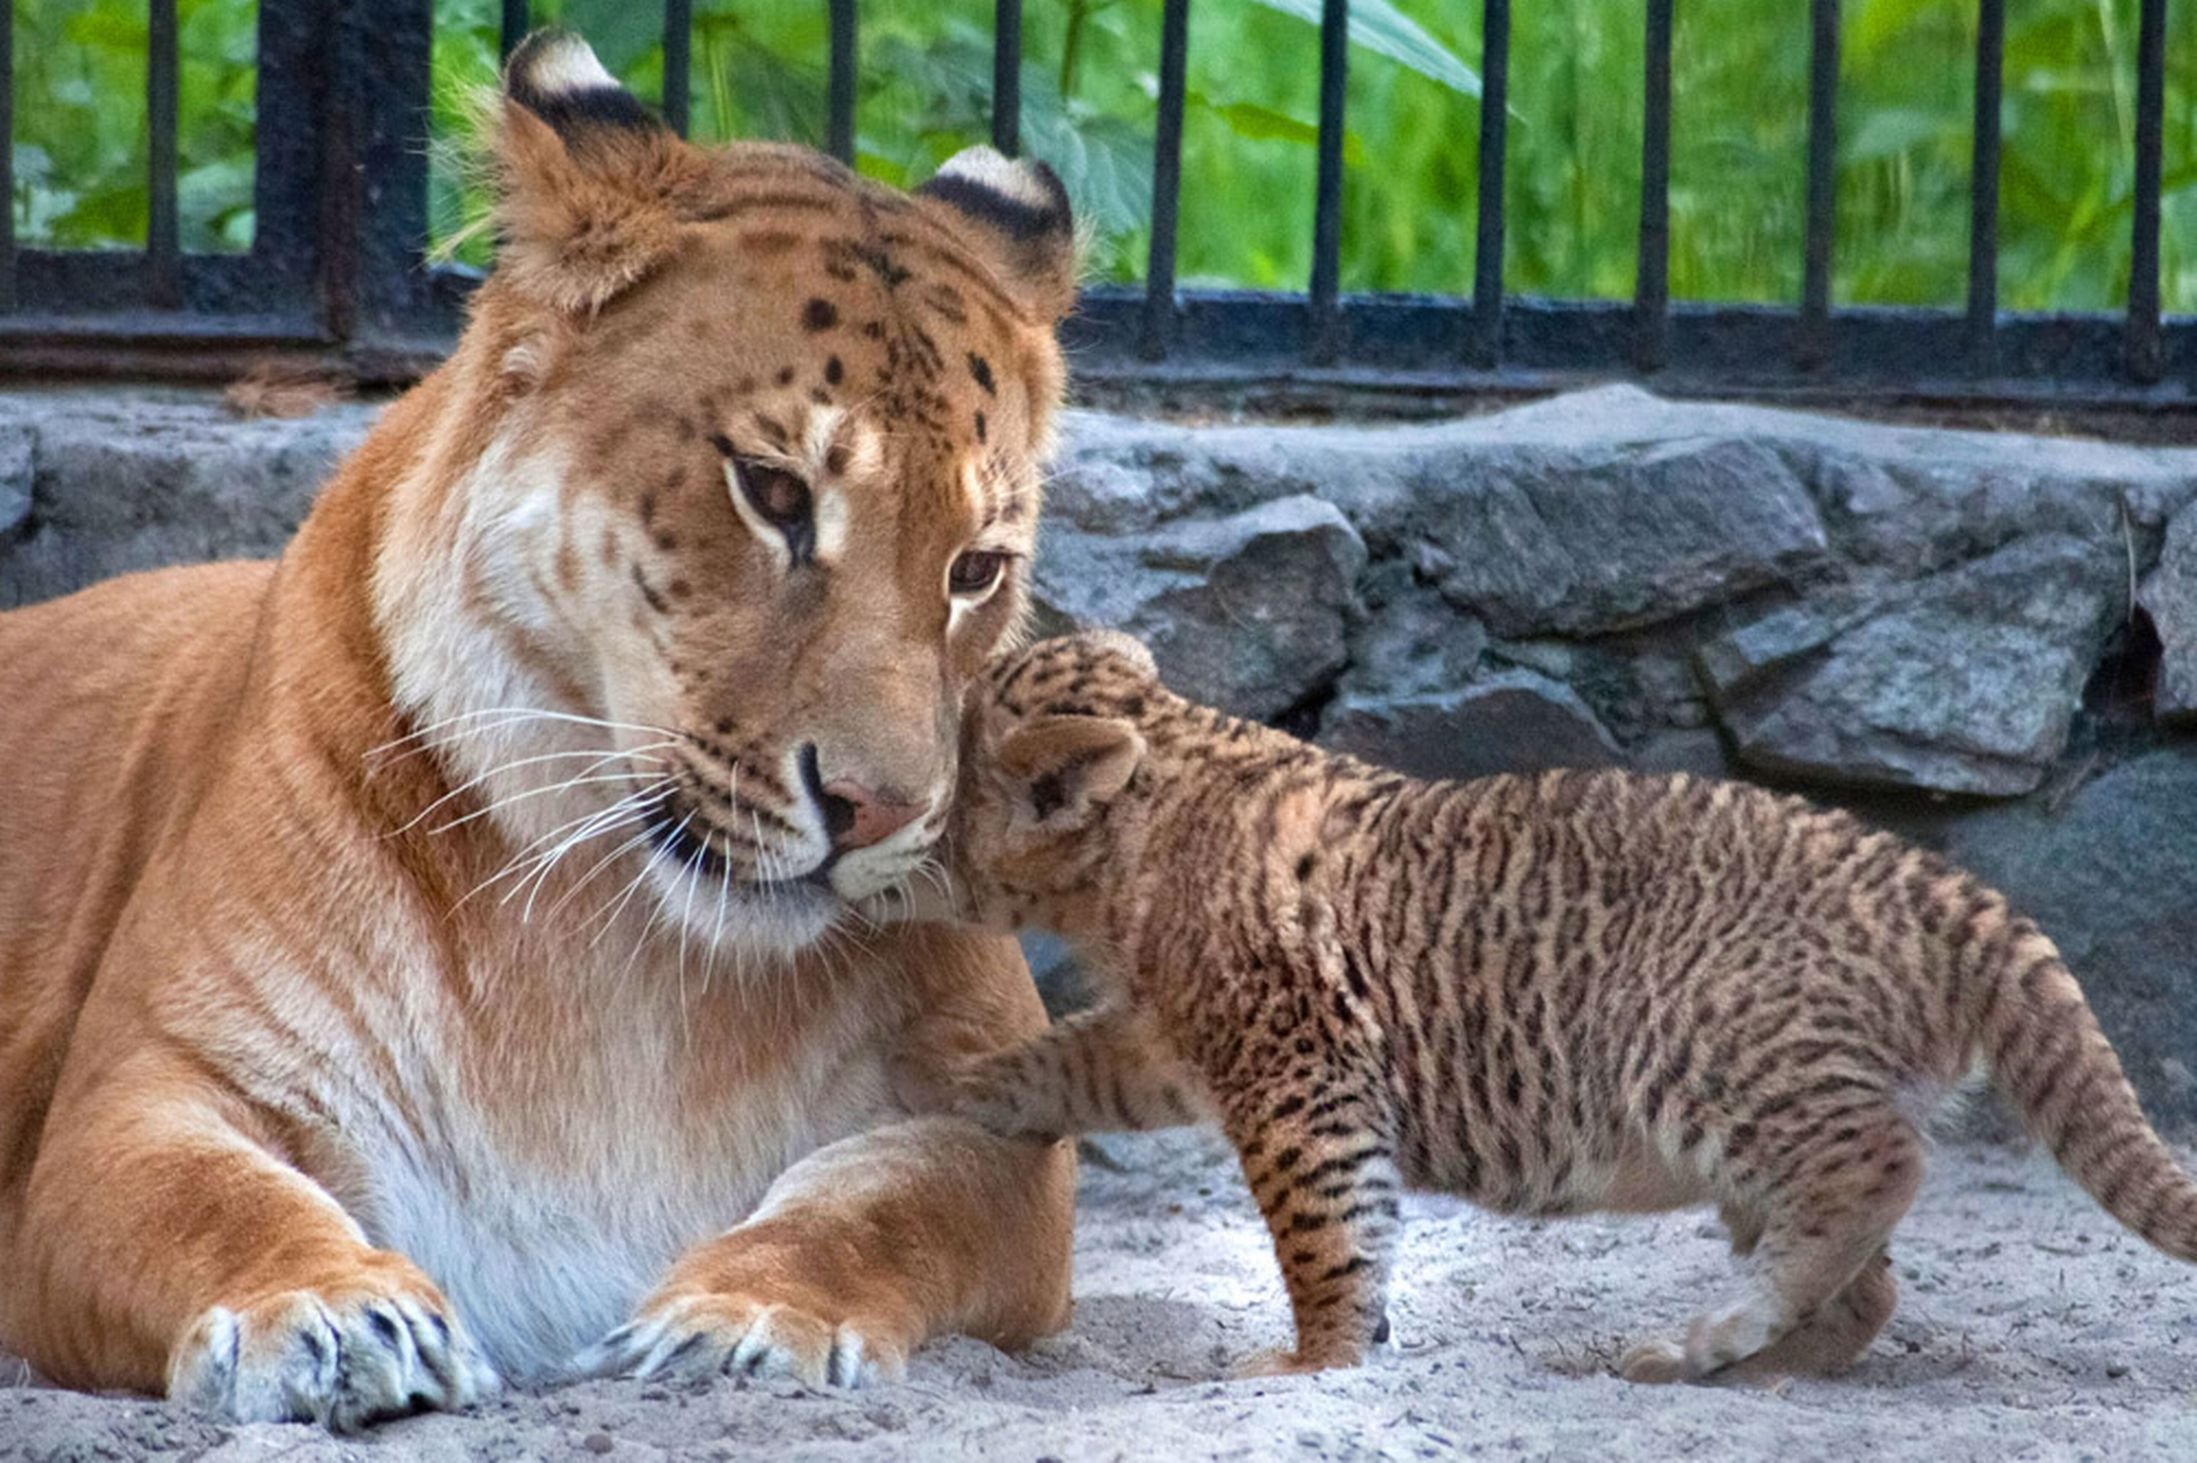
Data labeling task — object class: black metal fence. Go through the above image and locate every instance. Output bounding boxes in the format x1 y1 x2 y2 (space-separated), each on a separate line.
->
2 0 2191 409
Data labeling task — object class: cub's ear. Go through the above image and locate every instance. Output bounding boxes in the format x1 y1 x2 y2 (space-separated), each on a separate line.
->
492 30 696 314
917 147 1078 323
996 715 1145 829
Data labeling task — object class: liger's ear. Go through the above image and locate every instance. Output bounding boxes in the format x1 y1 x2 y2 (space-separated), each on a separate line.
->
492 30 695 314
996 715 1145 829
916 147 1078 323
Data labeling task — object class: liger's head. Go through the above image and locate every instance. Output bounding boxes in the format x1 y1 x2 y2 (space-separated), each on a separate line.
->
373 32 1077 957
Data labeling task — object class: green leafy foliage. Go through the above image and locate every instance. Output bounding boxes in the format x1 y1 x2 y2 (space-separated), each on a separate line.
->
13 0 2197 310
13 0 257 253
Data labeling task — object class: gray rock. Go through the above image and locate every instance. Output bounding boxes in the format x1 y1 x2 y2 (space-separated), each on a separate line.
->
1413 433 1834 636
1320 668 1624 783
0 427 31 542
1336 563 1487 704
1943 748 2197 1127
1036 495 1366 721
0 388 377 608
1702 536 2127 797
2140 508 2197 724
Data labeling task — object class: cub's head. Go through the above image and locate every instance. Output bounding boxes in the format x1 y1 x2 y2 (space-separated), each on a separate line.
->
870 631 1163 935
374 33 1076 956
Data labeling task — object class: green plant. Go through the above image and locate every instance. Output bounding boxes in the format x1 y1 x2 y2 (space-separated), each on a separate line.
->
14 0 2197 311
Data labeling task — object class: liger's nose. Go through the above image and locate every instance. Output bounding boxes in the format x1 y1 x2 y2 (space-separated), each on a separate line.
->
820 780 926 850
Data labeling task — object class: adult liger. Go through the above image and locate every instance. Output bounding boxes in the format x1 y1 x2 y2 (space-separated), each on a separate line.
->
0 32 1075 1428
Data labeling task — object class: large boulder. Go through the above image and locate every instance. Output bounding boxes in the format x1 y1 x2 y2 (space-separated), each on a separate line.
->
1699 536 2128 796
2142 507 2197 724
0 389 377 609
1320 668 1624 782
1941 747 2197 1127
1034 495 1366 721
0 426 30 543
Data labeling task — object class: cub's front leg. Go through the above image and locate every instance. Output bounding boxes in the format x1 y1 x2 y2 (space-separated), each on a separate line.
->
894 1004 1211 1139
577 928 1074 1388
1221 1080 1404 1376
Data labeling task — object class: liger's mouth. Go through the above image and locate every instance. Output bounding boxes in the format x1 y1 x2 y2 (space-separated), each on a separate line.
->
645 802 832 894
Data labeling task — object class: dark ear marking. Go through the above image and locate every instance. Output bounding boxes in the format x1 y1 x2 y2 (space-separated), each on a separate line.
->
918 163 1072 245
505 30 663 145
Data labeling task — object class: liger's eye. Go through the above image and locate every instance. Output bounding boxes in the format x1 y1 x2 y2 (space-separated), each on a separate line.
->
948 550 1009 597
735 459 811 530
718 437 816 564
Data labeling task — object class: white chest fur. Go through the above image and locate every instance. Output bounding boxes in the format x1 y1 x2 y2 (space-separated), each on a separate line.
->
334 965 898 1382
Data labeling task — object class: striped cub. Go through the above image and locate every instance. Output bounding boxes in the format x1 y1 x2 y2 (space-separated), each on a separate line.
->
870 629 2197 1383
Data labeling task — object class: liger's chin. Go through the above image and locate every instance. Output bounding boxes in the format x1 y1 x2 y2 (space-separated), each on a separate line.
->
644 857 845 961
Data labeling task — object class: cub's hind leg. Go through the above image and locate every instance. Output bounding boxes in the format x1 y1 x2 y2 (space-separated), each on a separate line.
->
1222 1084 1403 1377
1623 1106 1922 1384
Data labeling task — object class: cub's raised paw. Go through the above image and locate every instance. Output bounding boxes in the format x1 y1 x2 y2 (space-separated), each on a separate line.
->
168 1270 499 1430
573 1291 909 1390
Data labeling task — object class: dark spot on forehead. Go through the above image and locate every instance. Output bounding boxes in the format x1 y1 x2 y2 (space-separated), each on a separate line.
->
974 410 987 443
968 352 996 395
862 320 884 340
776 366 796 386
654 530 679 552
639 489 658 524
824 443 851 476
802 297 839 332
809 388 833 405
824 355 844 386
668 578 693 601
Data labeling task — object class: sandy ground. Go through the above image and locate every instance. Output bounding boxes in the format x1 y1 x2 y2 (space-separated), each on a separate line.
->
4 1130 2193 1461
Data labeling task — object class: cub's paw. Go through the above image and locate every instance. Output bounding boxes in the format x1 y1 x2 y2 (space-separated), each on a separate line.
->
1617 1337 1690 1385
887 1054 1028 1136
168 1267 499 1430
1231 1344 1363 1380
573 1290 911 1390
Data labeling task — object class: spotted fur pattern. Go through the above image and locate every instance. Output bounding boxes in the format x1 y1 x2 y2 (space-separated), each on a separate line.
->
879 631 2197 1382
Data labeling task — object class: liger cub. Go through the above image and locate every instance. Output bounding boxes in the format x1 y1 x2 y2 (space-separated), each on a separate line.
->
870 630 2197 1383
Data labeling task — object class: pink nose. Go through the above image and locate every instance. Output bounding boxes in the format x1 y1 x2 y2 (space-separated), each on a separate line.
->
822 781 926 850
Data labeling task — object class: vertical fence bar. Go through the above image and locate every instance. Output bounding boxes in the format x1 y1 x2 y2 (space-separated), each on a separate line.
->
501 0 529 62
1966 0 2003 373
0 5 14 313
1799 0 1839 370
146 0 181 308
2127 0 2165 383
993 0 1023 155
827 0 857 165
1634 0 1673 373
1469 0 1510 368
1140 0 1192 361
1307 0 1350 364
662 0 692 137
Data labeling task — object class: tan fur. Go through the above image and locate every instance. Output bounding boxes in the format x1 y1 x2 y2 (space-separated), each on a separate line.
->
0 33 1078 1428
877 631 2197 1383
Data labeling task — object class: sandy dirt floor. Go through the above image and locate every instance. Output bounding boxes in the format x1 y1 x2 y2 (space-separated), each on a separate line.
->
4 1130 2193 1461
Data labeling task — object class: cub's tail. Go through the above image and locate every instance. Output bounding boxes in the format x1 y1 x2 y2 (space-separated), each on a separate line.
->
1979 925 2197 1262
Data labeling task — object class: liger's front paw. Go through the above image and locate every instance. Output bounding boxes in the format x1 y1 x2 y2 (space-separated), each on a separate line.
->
168 1265 499 1430
573 1290 911 1390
